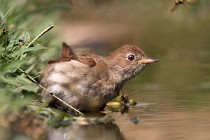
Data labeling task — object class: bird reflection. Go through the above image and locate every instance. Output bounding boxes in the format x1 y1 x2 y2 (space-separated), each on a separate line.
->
49 123 125 140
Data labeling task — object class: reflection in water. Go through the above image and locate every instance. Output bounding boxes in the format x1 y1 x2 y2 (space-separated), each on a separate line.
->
49 123 125 140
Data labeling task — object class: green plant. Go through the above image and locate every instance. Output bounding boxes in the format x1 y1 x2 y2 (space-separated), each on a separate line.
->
0 0 69 115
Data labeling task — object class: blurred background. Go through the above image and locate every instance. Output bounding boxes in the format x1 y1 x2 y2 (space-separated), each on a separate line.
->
1 0 210 140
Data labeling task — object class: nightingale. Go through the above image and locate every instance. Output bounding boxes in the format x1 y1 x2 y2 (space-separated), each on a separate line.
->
40 44 158 113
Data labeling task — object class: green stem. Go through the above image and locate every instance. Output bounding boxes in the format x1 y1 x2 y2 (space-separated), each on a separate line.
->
26 24 54 48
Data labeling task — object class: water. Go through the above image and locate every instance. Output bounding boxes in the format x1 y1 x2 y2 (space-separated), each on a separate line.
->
113 63 210 140
113 91 210 140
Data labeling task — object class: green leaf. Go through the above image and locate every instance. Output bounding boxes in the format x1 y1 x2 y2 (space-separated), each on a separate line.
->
0 75 20 86
19 30 30 44
0 60 26 73
11 45 46 57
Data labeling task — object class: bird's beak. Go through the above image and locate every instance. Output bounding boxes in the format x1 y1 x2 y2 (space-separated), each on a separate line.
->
138 57 159 64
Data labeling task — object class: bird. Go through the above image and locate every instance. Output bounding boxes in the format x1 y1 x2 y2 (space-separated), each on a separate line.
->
40 44 158 114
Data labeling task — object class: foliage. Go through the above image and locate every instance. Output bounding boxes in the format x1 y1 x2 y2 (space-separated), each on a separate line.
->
0 0 69 115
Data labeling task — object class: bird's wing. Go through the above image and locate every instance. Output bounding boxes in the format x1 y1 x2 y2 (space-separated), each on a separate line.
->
44 53 108 87
48 54 96 67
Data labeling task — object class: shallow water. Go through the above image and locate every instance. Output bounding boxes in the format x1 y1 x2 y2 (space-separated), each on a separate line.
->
113 91 210 140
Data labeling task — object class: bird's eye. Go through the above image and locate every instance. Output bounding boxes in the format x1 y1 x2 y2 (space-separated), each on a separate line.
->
127 54 135 61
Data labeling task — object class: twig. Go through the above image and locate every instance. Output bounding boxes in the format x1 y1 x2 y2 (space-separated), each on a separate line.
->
26 24 54 48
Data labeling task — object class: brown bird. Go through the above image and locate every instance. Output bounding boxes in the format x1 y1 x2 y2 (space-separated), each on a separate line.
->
40 44 158 113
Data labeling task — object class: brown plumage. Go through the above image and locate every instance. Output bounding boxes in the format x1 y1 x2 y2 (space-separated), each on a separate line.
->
40 44 158 113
